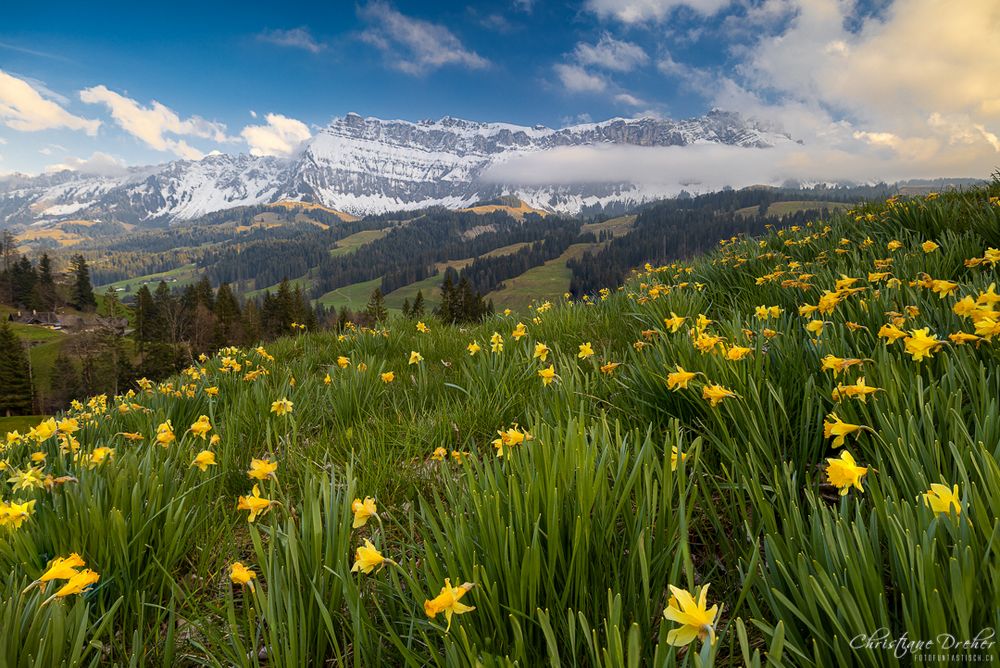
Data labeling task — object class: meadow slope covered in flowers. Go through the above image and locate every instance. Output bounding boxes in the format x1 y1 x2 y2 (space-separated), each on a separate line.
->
2 183 1000 667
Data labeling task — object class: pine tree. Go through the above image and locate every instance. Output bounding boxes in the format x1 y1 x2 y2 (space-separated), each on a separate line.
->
411 290 426 317
0 322 34 416
35 253 57 310
69 254 97 311
366 288 388 322
401 298 411 318
48 352 82 411
133 285 157 347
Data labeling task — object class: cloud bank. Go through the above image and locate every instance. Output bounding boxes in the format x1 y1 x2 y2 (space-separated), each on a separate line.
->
240 113 312 158
0 70 100 135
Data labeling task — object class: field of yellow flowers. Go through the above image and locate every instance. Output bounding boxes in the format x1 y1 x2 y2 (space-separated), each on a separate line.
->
2 182 1000 667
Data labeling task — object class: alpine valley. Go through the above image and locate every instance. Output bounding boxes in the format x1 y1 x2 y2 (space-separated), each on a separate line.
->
0 110 796 227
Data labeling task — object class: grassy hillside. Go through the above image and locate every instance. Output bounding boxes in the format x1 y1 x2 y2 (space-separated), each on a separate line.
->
2 184 999 665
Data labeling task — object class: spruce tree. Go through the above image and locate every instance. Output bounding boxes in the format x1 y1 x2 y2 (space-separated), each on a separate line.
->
401 298 411 318
35 253 57 310
0 322 33 416
49 352 82 411
411 290 426 317
365 288 388 322
69 255 97 311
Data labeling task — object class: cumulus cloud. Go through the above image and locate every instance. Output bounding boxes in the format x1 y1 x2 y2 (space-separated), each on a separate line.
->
586 0 732 23
0 70 100 135
358 2 489 75
615 93 645 107
240 113 312 157
258 27 326 53
79 85 232 159
573 34 649 72
553 64 607 93
44 151 129 177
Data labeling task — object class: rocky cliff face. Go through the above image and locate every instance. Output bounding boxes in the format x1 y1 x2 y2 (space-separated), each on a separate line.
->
0 110 794 225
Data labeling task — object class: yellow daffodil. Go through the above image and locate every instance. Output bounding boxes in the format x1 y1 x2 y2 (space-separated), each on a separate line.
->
878 323 907 344
512 322 527 340
87 447 114 468
189 415 213 440
270 398 293 416
237 485 274 523
538 364 556 386
229 562 256 588
0 498 36 529
923 483 962 515
903 328 943 361
351 539 389 574
724 346 752 361
7 466 45 492
409 351 424 365
416 321 430 333
155 420 175 447
381 371 395 383
922 240 940 253
578 342 595 359
825 451 868 495
49 569 100 600
248 458 278 481
663 313 686 332
533 342 550 362
600 361 621 374
823 413 863 448
191 450 218 471
337 356 351 368
670 446 687 471
467 341 481 355
351 497 378 528
832 377 881 403
702 384 736 407
431 447 447 461
663 584 718 646
666 366 697 390
424 579 475 632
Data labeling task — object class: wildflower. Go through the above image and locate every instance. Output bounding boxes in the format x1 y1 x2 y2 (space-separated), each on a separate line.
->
578 342 594 359
949 332 982 345
324 373 332 385
538 365 556 386
823 413 863 448
663 584 719 646
424 579 476 632
7 466 44 492
189 415 213 440
271 398 293 416
416 321 430 333
667 366 697 390
930 280 958 298
237 485 274 523
0 499 35 529
922 240 940 253
512 322 527 340
87 447 114 468
663 313 686 332
922 482 963 515
352 497 378 528
35 553 86 588
248 458 278 481
974 317 1000 340
490 332 504 353
409 351 424 365
670 446 687 471
825 451 868 495
724 346 752 361
805 320 826 336
32 418 57 441
205 386 219 397
903 328 943 361
533 342 550 362
820 355 864 377
878 323 907 344
191 450 217 471
888 240 903 251
50 569 100 600
832 377 882 403
467 341 481 355
600 361 621 374
351 539 389 574
229 562 256 588
492 425 530 457
431 447 447 461
702 384 736 407
337 356 351 369
155 420 175 447
381 371 395 383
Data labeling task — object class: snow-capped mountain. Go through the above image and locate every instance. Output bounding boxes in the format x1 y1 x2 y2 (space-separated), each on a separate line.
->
0 110 795 226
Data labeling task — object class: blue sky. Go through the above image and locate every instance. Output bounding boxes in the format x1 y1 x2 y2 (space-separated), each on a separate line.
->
1 0 998 182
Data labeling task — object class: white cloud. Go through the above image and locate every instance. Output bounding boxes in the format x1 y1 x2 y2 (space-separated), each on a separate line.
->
358 1 489 75
240 113 312 158
615 93 645 107
725 0 1000 174
258 27 325 54
44 151 129 177
553 64 607 93
0 70 100 135
79 85 233 159
0 137 7 144
573 34 649 72
586 0 732 23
